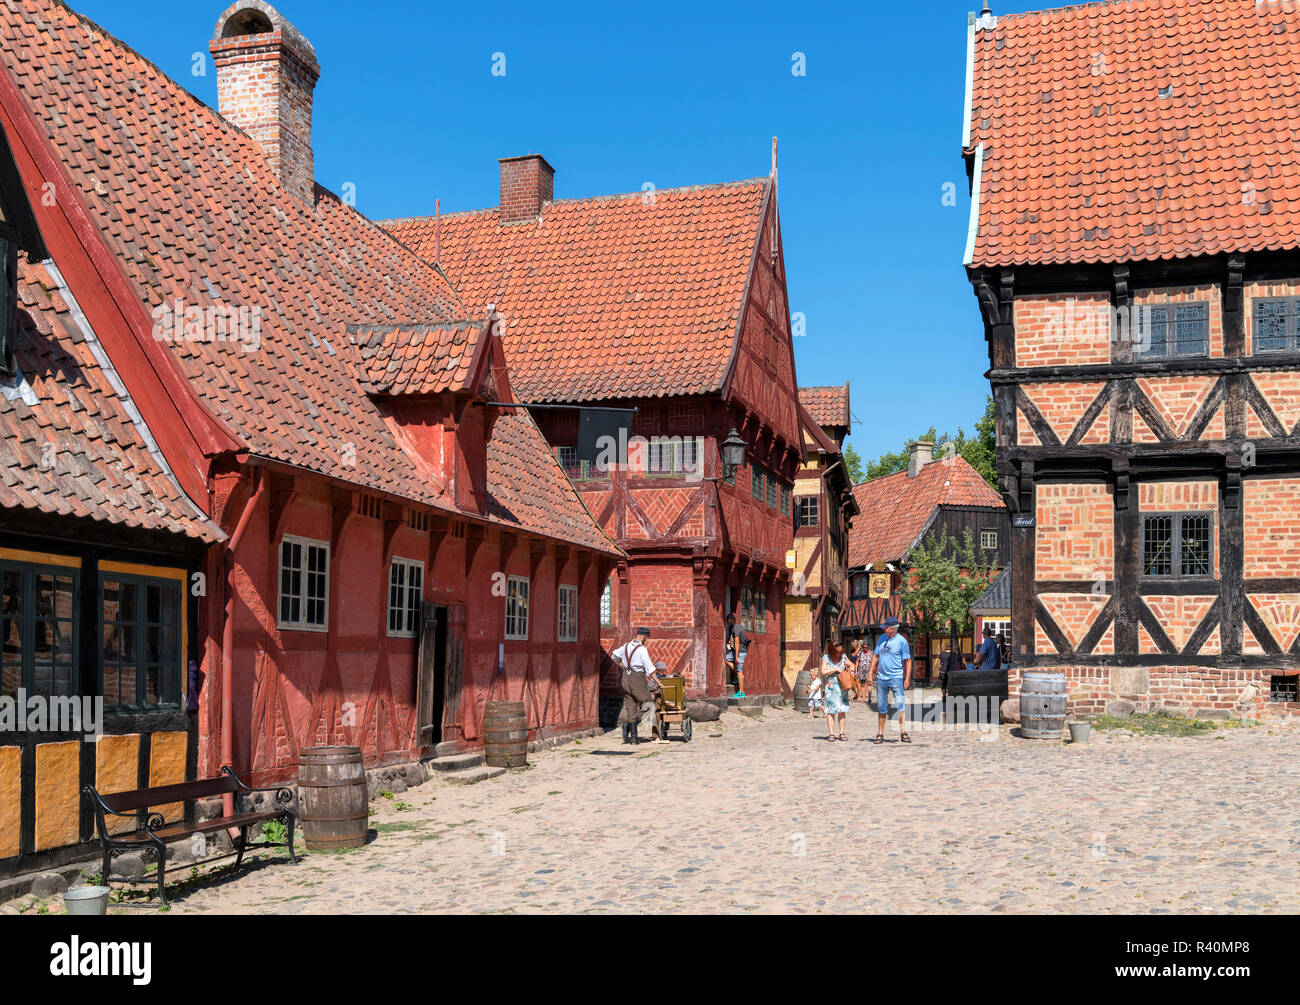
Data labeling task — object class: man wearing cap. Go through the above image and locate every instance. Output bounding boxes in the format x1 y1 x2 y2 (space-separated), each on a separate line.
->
615 627 664 744
868 617 913 744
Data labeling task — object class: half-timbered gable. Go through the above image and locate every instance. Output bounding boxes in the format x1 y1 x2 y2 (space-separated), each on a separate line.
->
965 0 1300 717
385 156 804 701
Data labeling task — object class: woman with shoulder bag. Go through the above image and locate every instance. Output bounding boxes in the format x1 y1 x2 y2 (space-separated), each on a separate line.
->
818 640 852 741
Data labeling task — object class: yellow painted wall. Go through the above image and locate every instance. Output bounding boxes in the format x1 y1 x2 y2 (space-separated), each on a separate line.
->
782 596 813 688
95 734 140 836
34 741 80 852
148 731 188 824
0 747 20 859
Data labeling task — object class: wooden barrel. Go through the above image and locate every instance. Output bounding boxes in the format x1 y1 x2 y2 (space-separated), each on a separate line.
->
1020 672 1068 739
792 670 812 713
297 746 368 850
483 701 528 768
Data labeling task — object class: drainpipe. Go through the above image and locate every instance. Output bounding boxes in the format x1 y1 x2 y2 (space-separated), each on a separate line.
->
222 469 264 816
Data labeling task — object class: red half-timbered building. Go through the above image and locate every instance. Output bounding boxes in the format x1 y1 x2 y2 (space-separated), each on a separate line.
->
385 155 804 701
0 0 621 877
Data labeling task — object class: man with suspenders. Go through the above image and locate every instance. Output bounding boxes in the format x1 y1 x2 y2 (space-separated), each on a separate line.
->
614 627 664 744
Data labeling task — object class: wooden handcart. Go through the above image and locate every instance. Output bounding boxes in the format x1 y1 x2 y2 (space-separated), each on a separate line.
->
654 675 693 741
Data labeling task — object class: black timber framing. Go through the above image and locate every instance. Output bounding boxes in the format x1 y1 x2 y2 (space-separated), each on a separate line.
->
967 250 1300 675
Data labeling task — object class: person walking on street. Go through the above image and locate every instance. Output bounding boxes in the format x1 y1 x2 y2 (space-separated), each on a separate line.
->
615 627 664 744
854 637 872 702
725 612 749 699
972 625 1002 670
868 617 912 744
818 640 851 741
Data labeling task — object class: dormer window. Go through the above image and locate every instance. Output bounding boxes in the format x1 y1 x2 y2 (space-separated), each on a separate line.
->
0 233 15 375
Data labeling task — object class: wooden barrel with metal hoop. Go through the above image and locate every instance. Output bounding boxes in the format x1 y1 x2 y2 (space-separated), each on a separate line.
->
483 701 528 768
792 670 813 712
1019 672 1068 739
297 746 368 850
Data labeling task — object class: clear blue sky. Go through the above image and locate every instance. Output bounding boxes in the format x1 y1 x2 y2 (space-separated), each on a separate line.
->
73 0 988 463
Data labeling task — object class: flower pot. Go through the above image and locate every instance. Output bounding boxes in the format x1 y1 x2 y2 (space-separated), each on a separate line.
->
1067 721 1091 744
63 886 110 915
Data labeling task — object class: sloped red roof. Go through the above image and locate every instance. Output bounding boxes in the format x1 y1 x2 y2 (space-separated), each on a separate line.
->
351 321 487 397
382 179 770 403
1 0 618 556
968 0 1300 267
2 262 220 541
848 456 1003 568
800 384 850 430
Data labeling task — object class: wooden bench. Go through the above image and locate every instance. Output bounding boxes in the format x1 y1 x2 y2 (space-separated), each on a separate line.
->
83 767 297 905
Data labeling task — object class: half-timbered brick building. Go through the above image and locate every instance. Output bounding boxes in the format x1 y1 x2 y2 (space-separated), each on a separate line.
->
0 0 620 879
385 156 804 702
965 0 1300 716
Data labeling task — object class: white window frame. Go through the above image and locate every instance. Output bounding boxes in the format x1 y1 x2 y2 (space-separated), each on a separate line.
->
558 584 579 643
600 578 613 627
980 529 998 550
505 575 530 640
387 558 424 638
278 534 330 632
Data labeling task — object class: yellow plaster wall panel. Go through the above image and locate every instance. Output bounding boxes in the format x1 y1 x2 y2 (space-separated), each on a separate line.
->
0 747 20 859
94 734 140 836
34 741 80 852
148 731 188 824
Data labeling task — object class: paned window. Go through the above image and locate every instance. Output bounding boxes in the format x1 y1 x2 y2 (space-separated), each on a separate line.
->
1252 297 1300 354
387 559 424 637
102 574 182 710
796 496 819 528
279 536 329 630
505 576 530 640
1 560 78 700
558 585 578 642
1141 513 1214 578
1134 302 1210 359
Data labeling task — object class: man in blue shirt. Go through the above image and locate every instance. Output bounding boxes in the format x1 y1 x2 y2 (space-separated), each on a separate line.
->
973 625 1002 671
868 616 912 744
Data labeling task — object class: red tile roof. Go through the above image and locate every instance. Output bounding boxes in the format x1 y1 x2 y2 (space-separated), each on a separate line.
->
0 0 618 556
2 262 221 541
351 321 487 397
799 384 850 430
848 456 1004 568
968 0 1300 267
382 179 770 403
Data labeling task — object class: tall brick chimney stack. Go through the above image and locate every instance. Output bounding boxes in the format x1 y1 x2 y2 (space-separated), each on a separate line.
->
210 2 320 206
499 155 555 223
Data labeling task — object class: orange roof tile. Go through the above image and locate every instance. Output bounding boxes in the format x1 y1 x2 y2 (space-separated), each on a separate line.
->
382 179 770 403
351 321 487 397
968 0 1300 267
799 384 850 430
848 456 1004 568
1 0 618 557
2 262 221 541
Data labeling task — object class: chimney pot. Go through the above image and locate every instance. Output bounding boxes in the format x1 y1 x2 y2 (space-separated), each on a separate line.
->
210 2 320 205
907 440 935 478
499 154 555 224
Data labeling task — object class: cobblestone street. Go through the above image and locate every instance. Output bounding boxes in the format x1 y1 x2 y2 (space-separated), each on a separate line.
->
143 706 1300 915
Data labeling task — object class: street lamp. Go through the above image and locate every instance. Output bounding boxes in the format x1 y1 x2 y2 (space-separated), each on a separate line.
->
720 428 746 481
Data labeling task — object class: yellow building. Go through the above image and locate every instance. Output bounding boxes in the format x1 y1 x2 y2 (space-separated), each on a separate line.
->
782 385 857 689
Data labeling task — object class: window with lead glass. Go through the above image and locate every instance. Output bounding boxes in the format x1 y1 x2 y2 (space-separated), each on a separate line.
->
1 560 78 701
1252 297 1300 354
1134 302 1210 359
1141 513 1214 579
101 574 181 710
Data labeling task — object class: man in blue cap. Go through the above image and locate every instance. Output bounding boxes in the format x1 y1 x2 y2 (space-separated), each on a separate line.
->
868 616 912 744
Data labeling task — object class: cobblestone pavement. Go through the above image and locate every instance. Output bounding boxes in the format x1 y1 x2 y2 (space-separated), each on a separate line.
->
155 705 1298 915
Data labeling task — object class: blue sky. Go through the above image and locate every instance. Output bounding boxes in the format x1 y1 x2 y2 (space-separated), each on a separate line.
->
74 0 988 462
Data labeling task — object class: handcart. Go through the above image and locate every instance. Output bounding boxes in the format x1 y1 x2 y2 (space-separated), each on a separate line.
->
654 675 693 742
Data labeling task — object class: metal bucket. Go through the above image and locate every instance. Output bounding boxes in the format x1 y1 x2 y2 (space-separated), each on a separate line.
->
1020 672 1068 739
63 886 110 915
1068 721 1091 744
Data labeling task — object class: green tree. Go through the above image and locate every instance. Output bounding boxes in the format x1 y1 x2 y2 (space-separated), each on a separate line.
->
842 443 864 483
896 528 996 637
857 397 998 489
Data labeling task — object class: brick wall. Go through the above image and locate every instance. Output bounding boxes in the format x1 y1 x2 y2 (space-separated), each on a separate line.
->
1244 476 1300 578
1134 376 1221 441
1014 293 1111 366
1019 381 1106 444
1008 665 1294 719
1035 483 1114 580
1249 370 1300 435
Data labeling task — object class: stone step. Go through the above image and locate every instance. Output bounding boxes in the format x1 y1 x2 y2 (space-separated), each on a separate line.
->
425 752 484 773
440 765 507 786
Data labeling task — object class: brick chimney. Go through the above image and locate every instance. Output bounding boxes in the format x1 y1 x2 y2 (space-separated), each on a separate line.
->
907 441 934 478
210 2 320 205
499 155 555 223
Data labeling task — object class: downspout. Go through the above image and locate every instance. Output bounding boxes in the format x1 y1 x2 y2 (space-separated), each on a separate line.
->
809 458 845 668
222 469 265 815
